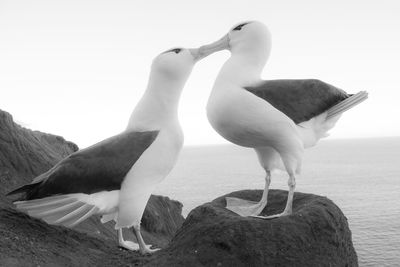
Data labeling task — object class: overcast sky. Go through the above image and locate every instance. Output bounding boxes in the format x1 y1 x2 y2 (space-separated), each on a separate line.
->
1 0 399 148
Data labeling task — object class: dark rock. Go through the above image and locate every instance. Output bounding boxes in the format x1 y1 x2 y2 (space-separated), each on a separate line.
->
147 189 358 267
0 109 78 208
0 109 184 266
0 207 150 267
0 109 358 266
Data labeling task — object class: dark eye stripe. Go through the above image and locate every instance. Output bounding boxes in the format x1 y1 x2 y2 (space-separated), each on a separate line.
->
163 48 182 54
233 22 249 31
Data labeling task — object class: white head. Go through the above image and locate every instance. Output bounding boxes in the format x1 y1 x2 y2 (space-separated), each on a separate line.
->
199 21 272 84
148 45 221 89
133 46 218 120
129 47 212 128
227 21 271 58
200 20 271 55
150 48 195 85
201 21 271 62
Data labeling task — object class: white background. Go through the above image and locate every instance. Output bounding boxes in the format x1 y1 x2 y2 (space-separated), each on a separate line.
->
1 0 399 147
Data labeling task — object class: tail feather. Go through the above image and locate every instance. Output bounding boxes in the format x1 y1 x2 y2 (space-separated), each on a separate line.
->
327 91 368 119
298 90 368 148
15 195 98 228
43 203 89 226
298 112 340 148
327 96 367 118
28 201 83 217
16 197 76 210
53 204 91 225
64 206 99 227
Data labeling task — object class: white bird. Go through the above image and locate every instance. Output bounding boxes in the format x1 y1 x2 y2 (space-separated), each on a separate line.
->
7 45 219 254
204 21 368 219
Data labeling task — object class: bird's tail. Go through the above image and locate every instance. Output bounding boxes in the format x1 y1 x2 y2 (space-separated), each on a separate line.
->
14 195 99 228
8 179 99 228
297 113 339 148
298 91 368 148
326 91 368 120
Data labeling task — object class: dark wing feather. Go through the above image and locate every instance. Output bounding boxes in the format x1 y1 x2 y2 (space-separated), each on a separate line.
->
245 79 349 124
8 130 159 200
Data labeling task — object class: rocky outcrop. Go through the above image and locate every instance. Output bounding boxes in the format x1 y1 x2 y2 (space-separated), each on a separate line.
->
0 109 358 266
0 207 151 267
0 109 184 266
147 189 358 267
0 110 78 208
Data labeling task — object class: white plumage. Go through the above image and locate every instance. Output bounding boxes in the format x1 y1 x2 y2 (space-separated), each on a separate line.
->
8 46 219 254
202 21 368 218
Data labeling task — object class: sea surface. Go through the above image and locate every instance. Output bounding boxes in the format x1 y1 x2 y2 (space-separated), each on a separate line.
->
154 137 400 267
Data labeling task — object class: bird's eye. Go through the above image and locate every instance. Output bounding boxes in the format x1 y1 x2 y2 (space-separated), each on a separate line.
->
172 48 181 54
162 48 182 55
233 23 248 31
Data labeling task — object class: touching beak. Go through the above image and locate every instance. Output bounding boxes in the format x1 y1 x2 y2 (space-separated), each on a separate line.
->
189 34 230 62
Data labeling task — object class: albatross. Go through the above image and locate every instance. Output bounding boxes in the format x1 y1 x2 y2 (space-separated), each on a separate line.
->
204 21 368 219
7 45 218 254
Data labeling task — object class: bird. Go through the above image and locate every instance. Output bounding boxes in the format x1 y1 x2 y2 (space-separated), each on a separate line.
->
7 45 220 254
204 21 368 219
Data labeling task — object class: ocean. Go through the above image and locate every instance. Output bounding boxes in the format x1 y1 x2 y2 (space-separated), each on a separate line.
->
154 137 400 267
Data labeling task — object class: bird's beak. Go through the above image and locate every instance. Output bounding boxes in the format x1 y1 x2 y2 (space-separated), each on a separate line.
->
189 34 230 62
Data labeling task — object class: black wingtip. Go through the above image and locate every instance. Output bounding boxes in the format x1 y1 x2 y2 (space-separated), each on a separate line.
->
6 183 38 196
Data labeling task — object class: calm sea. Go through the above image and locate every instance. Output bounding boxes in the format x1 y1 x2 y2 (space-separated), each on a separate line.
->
154 137 400 267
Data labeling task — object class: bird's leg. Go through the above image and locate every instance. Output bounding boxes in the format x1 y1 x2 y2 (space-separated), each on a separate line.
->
117 228 139 251
282 173 296 215
256 173 296 219
132 224 160 255
253 170 271 214
226 170 271 217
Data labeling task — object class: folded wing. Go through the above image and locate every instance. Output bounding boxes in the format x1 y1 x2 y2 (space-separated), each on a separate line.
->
246 79 351 124
8 130 159 200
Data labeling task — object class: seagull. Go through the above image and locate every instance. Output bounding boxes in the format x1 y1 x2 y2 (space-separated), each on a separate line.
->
204 21 368 219
7 45 219 254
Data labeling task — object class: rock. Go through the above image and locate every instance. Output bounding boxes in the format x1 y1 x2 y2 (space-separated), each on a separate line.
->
0 109 358 266
0 110 78 208
147 189 358 267
0 109 185 266
0 207 150 267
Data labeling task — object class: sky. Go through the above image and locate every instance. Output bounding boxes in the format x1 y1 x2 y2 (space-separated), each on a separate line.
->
1 0 399 148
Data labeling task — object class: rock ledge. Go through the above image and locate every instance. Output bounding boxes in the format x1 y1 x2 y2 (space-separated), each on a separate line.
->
147 189 358 267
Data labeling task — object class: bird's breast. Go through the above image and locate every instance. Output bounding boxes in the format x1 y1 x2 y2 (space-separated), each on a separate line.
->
124 124 183 184
207 86 298 148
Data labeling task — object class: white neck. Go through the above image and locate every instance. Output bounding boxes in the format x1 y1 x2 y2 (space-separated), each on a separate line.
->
126 72 185 131
214 47 269 88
